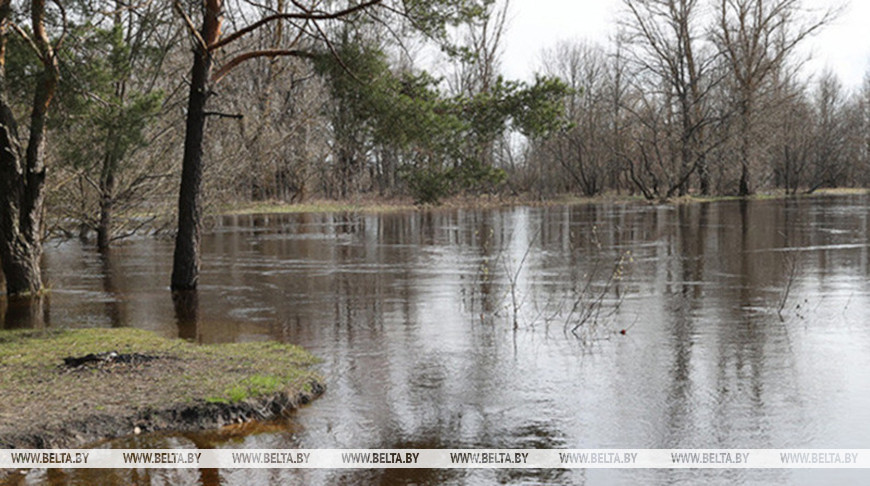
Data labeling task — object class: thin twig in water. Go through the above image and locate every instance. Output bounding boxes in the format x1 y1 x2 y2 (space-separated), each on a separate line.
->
778 252 798 322
500 230 539 330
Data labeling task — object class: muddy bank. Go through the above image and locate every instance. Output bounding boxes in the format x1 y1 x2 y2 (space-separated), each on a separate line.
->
0 383 324 449
0 328 323 450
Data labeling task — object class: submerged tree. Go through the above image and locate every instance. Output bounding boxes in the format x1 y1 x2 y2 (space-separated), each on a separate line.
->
53 2 173 250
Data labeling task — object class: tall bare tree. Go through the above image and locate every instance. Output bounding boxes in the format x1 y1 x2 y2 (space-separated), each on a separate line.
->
535 41 612 196
622 0 718 198
713 0 835 196
769 79 813 194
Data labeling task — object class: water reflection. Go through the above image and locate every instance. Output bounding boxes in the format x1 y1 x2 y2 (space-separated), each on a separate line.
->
2 295 49 330
3 197 870 485
99 251 124 328
173 290 200 342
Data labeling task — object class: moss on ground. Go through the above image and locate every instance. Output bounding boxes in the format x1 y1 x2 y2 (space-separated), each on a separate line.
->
0 328 322 448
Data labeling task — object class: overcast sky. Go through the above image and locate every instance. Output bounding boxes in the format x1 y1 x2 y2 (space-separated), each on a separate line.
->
501 0 869 89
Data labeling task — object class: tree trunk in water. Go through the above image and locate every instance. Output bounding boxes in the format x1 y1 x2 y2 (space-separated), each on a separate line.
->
698 154 710 196
738 95 752 197
738 141 750 197
0 0 56 296
97 196 112 251
97 157 115 252
171 48 210 290
678 141 690 197
97 5 126 253
0 100 43 296
0 238 42 296
173 289 199 341
171 0 221 291
0 239 43 297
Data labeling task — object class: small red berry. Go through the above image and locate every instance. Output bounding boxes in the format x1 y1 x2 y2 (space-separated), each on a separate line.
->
619 329 627 335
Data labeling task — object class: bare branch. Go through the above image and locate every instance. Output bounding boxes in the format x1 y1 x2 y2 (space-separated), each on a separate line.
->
50 0 67 51
203 111 244 119
309 18 364 85
173 0 208 52
9 21 41 57
209 0 383 51
212 49 314 83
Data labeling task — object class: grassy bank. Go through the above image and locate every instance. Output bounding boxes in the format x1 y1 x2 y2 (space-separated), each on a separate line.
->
215 193 645 216
670 187 870 204
215 188 870 216
219 198 418 215
0 328 323 449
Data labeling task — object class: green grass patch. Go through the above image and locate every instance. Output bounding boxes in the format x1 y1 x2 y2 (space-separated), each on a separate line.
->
0 328 322 443
210 374 286 403
219 199 416 215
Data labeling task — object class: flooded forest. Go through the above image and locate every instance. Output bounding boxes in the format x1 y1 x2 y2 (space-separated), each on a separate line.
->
2 0 870 485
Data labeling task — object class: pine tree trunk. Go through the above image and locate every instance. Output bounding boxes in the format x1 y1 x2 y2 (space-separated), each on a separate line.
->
97 150 116 251
171 48 210 290
97 184 113 252
171 0 221 290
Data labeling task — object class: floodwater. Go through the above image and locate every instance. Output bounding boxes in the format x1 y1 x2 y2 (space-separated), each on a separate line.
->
3 196 870 485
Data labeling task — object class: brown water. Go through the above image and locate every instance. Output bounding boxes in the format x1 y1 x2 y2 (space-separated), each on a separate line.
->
4 197 870 485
